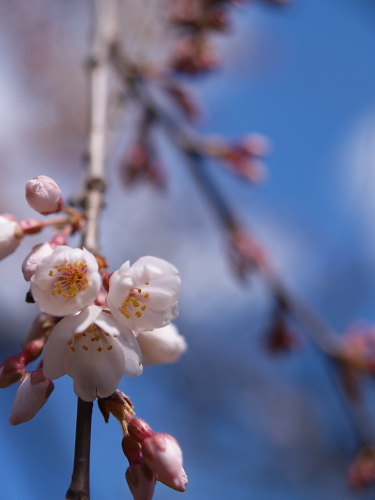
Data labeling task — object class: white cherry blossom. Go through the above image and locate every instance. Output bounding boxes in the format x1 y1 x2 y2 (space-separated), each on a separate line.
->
107 256 180 332
43 305 143 401
30 246 101 316
0 214 23 260
136 323 187 365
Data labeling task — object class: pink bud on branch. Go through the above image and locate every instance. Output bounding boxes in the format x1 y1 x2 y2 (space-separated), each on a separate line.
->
126 463 156 500
25 175 63 215
9 370 54 425
142 433 188 492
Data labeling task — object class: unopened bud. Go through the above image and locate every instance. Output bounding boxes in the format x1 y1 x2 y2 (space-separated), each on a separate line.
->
9 371 54 425
22 242 54 281
22 339 45 364
142 433 188 492
0 214 23 260
0 354 25 388
128 418 153 443
348 445 375 488
25 175 63 215
126 463 156 500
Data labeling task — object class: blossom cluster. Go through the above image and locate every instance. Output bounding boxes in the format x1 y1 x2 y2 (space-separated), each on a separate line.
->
0 175 186 417
0 175 188 498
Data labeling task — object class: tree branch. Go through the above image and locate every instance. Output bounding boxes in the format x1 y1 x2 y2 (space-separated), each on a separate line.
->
65 1 117 499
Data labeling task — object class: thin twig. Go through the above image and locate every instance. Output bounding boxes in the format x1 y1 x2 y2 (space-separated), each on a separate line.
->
65 0 117 499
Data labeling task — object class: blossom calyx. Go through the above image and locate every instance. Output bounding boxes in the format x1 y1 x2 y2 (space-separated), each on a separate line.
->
25 175 63 215
107 256 181 332
30 246 101 316
98 390 135 424
9 371 54 425
0 214 23 260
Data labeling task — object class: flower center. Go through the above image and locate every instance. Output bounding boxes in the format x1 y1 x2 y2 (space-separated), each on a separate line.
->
49 261 89 299
119 282 150 320
67 324 113 353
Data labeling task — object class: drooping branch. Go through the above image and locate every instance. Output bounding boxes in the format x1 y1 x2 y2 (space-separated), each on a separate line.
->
65 1 118 499
109 53 375 446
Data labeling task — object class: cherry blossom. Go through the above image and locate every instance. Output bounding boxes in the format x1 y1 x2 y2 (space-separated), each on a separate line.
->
0 214 23 260
136 323 187 365
107 256 180 332
43 305 142 401
30 245 101 316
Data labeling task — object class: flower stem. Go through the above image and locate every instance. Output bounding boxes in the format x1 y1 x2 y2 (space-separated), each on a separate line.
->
65 399 93 500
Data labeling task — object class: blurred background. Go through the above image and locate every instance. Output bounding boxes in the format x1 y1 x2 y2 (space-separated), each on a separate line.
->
2 0 375 499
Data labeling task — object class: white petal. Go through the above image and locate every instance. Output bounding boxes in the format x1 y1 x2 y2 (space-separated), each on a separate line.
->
116 328 143 377
74 305 102 333
42 316 78 380
137 324 187 365
132 256 178 279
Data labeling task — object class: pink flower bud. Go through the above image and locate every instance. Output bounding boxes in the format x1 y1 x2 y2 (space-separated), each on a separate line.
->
126 463 156 500
0 214 23 260
25 175 63 215
0 354 25 388
22 242 54 281
128 418 154 443
122 434 143 464
142 433 188 492
9 371 54 425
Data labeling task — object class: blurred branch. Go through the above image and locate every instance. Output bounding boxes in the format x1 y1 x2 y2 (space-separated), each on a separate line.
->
66 0 117 498
110 51 375 447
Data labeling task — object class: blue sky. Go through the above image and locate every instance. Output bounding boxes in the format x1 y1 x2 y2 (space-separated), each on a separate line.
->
2 1 375 499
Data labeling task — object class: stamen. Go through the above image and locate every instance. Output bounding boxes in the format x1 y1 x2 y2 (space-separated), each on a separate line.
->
49 260 90 299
